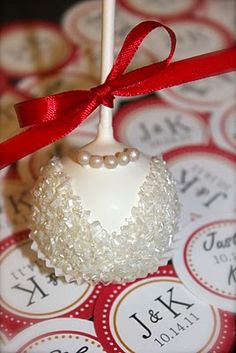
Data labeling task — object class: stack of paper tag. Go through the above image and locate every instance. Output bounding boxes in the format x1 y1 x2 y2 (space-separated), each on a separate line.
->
0 0 235 352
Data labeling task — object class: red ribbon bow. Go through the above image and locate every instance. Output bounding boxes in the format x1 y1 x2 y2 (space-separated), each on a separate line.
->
0 21 236 169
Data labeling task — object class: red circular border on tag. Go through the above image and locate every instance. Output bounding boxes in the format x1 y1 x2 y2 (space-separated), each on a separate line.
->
0 230 103 339
0 73 10 92
0 86 32 100
118 0 205 21
164 144 236 165
0 21 77 78
221 104 236 150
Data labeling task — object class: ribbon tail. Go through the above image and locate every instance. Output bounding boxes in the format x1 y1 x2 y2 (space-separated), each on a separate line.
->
156 46 236 90
0 101 97 169
118 46 236 95
15 90 92 127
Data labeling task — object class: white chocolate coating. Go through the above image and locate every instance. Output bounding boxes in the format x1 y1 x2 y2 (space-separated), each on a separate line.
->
63 147 149 233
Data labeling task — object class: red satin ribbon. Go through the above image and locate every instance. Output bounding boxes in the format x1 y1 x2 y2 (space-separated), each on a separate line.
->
0 21 236 169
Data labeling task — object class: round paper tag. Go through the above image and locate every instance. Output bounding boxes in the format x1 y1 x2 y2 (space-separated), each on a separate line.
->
118 0 203 20
0 231 102 338
94 265 234 353
0 88 31 142
159 72 236 112
164 146 236 227
3 318 105 353
173 215 236 312
0 21 76 77
210 101 236 154
114 97 210 155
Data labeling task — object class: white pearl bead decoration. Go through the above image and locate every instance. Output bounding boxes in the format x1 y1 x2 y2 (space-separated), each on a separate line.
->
104 155 118 169
89 155 104 168
77 151 91 165
126 148 140 161
117 151 130 166
77 148 140 169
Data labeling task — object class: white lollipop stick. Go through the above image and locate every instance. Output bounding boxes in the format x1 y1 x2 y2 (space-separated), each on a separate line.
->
81 0 123 153
100 0 115 86
97 0 116 142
